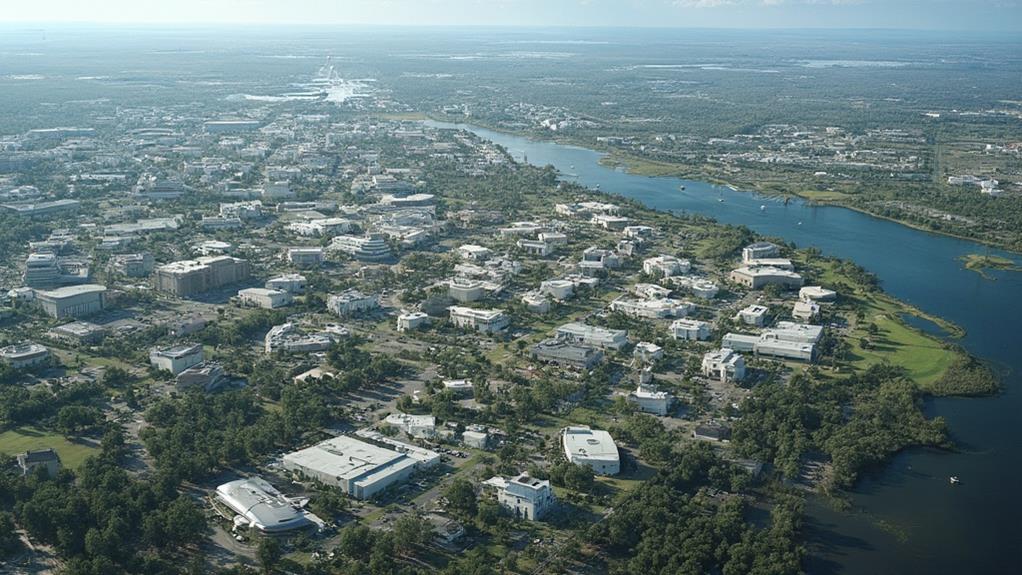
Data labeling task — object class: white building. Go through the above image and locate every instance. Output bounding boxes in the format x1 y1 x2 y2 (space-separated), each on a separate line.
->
633 342 664 363
493 473 555 521
397 311 430 332
457 244 493 261
448 306 510 334
327 290 380 316
442 379 475 396
329 233 392 262
742 242 780 263
540 279 574 301
610 297 693 319
149 344 204 375
516 239 554 257
669 276 719 299
562 426 620 475
266 274 307 294
0 342 50 369
737 304 769 327
215 477 321 534
521 292 551 314
670 318 711 341
702 348 746 383
799 286 837 302
591 213 630 230
283 435 439 500
238 288 293 309
793 300 821 321
555 322 628 351
384 413 437 438
627 370 674 416
643 255 691 278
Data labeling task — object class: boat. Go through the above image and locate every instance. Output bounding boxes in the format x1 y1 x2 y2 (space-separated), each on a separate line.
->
718 198 724 203
678 185 686 191
950 476 961 485
760 205 767 211
797 221 803 226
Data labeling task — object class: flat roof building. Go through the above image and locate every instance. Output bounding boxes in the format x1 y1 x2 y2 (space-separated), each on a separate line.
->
283 435 438 500
670 318 711 341
150 344 204 375
448 306 509 334
0 342 50 369
327 290 380 317
555 322 628 351
154 256 251 297
562 426 620 475
494 473 555 521
530 339 604 370
35 284 106 319
238 287 293 309
702 348 746 383
729 266 803 290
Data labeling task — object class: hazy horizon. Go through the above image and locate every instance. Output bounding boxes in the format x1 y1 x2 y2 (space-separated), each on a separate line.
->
1 0 1019 32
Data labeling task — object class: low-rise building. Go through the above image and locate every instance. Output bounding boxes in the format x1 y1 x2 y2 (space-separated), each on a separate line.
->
730 266 803 290
107 253 155 277
456 244 492 261
150 344 204 375
610 297 692 319
627 369 674 416
670 318 711 341
397 311 430 332
176 362 228 392
702 348 746 383
531 339 604 370
327 290 380 316
448 306 510 333
643 255 691 278
17 449 61 477
265 274 307 294
799 286 837 302
283 434 439 500
384 413 437 438
562 426 620 475
737 304 769 326
287 247 325 268
539 279 574 301
442 379 475 396
35 284 106 319
264 323 335 354
793 300 821 321
238 288 293 309
0 342 50 369
555 322 628 351
329 233 392 262
493 473 555 521
633 342 664 363
742 242 780 263
48 321 106 345
215 476 321 534
154 256 251 297
516 239 554 257
521 292 550 314
448 279 486 303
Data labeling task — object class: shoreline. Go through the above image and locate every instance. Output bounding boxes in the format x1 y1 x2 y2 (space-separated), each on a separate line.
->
426 115 1020 256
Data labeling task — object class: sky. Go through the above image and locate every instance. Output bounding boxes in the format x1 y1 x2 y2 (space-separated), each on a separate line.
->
0 0 1019 31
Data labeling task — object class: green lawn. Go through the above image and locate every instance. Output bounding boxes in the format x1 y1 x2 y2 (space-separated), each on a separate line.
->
0 426 98 470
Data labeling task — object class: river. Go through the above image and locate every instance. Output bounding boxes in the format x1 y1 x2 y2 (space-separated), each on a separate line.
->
426 120 1022 574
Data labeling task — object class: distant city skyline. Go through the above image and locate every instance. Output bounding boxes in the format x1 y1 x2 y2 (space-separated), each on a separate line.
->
1 0 1020 31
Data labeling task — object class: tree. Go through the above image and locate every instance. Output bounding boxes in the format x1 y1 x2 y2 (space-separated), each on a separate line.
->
0 511 23 559
256 537 282 574
444 479 478 517
391 514 428 554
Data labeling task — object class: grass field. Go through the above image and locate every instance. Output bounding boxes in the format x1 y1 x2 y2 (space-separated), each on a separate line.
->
0 426 98 470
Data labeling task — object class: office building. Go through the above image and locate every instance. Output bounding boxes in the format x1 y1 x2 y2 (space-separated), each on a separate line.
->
555 322 628 351
670 318 711 341
327 290 379 316
0 342 50 369
150 344 204 375
701 349 746 383
729 266 803 290
265 274 307 294
215 477 321 534
36 284 106 319
530 339 604 370
287 247 325 268
154 256 251 297
238 288 293 309
448 306 510 333
492 473 555 521
329 233 392 262
397 311 429 332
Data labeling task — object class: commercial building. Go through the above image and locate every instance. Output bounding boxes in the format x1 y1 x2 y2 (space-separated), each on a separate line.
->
283 434 439 500
238 288 293 309
456 244 492 261
154 256 251 297
214 476 321 533
287 247 325 268
562 426 620 475
2 199 80 218
327 290 379 316
264 323 334 354
396 311 430 332
36 284 106 319
669 276 719 299
448 306 510 334
729 266 804 290
491 473 555 521
670 318 711 341
265 274 307 294
701 349 746 383
555 323 628 351
24 253 61 288
0 342 50 369
150 344 204 375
